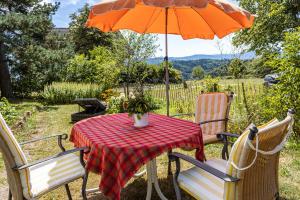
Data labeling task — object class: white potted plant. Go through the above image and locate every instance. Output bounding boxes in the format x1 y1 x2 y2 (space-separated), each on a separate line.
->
126 93 154 128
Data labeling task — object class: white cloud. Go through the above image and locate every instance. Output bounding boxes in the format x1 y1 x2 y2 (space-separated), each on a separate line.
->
87 0 98 5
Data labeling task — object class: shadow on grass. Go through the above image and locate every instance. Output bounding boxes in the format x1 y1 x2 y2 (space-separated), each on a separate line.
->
88 176 193 200
36 106 59 112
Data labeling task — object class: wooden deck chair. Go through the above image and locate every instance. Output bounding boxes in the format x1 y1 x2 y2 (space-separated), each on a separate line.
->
0 113 88 200
169 109 295 200
172 92 234 159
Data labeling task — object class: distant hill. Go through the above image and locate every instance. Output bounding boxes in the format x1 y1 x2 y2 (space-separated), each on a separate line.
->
147 52 255 79
148 52 255 65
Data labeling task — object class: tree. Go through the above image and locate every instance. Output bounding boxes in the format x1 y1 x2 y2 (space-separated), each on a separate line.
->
11 30 74 96
158 62 182 84
0 0 59 97
228 58 246 79
191 66 205 80
258 28 300 135
65 46 119 90
68 4 117 55
233 0 299 55
114 31 159 96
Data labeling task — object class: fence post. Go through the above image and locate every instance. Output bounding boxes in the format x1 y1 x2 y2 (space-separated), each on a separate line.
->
241 82 251 121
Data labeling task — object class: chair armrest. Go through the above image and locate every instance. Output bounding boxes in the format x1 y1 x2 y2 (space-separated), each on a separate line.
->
170 113 194 118
14 147 89 170
169 152 239 182
217 132 240 139
19 133 68 151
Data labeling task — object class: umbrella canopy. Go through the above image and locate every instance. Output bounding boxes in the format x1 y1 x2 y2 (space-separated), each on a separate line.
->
86 0 255 116
87 0 254 39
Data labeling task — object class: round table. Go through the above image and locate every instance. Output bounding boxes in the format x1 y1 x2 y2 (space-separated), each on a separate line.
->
70 113 204 200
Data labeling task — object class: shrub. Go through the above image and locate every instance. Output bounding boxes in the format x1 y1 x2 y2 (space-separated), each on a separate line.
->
65 46 120 90
0 98 17 124
202 76 220 92
256 29 300 136
42 82 103 104
107 93 127 114
100 89 120 102
107 93 161 114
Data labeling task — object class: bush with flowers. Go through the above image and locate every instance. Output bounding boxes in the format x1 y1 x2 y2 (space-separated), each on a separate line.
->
107 93 127 114
107 92 161 115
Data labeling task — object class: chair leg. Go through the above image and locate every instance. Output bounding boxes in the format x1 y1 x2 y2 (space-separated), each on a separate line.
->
65 184 72 200
221 142 230 160
8 188 12 200
173 158 182 200
82 171 89 200
275 192 280 200
167 151 173 175
167 160 172 175
173 175 181 200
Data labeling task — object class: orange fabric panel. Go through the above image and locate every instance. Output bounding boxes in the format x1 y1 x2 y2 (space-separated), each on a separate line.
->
86 0 255 40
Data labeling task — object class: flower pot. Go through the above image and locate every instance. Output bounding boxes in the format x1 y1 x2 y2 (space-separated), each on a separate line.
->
133 113 149 128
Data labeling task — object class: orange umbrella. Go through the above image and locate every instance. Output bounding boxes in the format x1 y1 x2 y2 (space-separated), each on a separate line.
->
86 0 255 115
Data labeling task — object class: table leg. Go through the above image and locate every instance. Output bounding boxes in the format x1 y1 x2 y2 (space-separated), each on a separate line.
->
146 159 168 200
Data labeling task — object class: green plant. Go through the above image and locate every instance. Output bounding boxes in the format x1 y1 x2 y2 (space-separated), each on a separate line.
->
101 89 120 102
107 93 127 114
65 46 120 90
126 94 158 118
256 28 300 136
202 76 220 92
191 66 205 80
0 98 17 124
42 82 103 104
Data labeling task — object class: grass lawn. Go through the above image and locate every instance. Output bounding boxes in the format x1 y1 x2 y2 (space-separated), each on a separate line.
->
1 103 300 200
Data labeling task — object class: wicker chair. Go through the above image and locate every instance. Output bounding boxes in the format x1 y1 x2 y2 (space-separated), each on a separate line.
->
172 92 234 159
0 113 88 200
169 109 295 200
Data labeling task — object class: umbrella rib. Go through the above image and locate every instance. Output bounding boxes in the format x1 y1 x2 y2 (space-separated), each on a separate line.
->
192 8 216 37
111 10 131 31
209 4 244 28
173 8 184 38
143 9 162 33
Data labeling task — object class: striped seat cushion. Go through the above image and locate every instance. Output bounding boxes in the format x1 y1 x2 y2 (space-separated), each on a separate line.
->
20 153 85 199
178 159 227 200
195 93 229 136
203 134 219 145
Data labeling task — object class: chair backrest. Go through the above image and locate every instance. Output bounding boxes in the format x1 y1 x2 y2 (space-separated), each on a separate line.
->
195 92 233 135
0 113 27 166
0 113 28 199
224 112 293 200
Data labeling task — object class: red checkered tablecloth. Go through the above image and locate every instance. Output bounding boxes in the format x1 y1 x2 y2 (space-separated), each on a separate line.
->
70 113 204 200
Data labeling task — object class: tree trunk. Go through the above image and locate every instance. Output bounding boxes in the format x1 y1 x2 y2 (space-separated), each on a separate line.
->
0 41 13 98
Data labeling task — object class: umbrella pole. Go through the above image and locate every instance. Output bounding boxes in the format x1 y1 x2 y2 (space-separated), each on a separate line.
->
165 7 173 176
165 7 170 117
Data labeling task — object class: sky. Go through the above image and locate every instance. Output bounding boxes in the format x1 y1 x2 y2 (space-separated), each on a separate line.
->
44 0 238 57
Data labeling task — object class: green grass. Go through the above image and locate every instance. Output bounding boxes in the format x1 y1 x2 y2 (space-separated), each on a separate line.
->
1 102 300 199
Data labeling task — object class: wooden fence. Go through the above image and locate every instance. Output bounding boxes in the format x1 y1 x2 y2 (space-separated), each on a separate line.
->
145 80 264 113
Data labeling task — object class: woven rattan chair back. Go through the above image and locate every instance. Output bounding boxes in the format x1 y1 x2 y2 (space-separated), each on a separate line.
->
226 115 292 200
